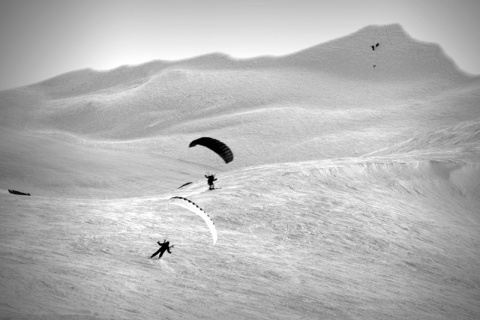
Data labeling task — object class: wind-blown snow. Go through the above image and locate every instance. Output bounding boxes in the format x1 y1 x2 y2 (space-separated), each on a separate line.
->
0 24 479 319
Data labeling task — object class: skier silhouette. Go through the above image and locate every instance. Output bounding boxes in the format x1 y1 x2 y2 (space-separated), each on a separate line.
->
150 239 174 259
205 173 217 190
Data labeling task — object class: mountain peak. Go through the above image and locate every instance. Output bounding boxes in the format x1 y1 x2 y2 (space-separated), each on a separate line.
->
283 24 468 81
14 24 471 98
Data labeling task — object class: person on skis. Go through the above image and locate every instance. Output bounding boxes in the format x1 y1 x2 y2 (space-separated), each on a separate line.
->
205 173 217 190
150 239 174 259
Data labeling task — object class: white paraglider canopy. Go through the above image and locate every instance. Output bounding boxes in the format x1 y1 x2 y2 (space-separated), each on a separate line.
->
169 196 218 245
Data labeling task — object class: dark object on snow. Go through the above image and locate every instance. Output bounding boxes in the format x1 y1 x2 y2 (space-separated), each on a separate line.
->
371 43 380 51
178 182 193 189
189 137 234 164
376 43 380 48
150 239 174 259
205 174 217 190
371 45 375 51
8 189 30 196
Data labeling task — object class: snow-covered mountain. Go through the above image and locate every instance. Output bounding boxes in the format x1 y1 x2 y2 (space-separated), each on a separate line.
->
0 24 479 319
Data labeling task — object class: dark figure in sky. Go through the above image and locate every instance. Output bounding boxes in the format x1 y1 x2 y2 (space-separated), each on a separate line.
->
205 174 217 190
150 240 174 259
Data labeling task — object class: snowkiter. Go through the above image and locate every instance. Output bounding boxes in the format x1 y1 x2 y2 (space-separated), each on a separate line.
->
205 174 217 190
150 240 174 259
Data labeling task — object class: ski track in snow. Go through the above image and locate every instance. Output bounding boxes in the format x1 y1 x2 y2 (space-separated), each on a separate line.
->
1 24 480 319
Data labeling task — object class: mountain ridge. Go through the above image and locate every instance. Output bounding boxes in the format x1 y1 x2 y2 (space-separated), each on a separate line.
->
5 24 472 98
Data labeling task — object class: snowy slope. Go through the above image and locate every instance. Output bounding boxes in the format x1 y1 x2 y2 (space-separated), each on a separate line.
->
1 137 479 319
0 24 479 319
1 25 479 198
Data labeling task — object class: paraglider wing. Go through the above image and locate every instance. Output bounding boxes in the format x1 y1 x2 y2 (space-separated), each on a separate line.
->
177 182 193 189
189 137 234 164
8 189 30 196
169 196 218 244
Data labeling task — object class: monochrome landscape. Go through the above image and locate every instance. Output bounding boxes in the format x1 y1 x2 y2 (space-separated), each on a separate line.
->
1 24 479 319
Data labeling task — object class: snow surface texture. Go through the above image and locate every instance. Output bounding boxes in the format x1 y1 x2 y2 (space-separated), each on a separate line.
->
0 24 479 319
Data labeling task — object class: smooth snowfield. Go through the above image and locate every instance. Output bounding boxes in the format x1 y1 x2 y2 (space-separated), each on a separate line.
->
1 24 479 319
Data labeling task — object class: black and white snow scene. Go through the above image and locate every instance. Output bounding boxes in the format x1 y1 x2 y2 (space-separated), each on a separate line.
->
1 23 479 319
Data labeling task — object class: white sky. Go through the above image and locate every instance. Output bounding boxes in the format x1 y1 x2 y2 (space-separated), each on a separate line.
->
1 0 479 90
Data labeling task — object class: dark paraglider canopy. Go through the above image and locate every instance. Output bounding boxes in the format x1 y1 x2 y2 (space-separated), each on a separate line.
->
177 182 193 189
189 137 234 164
8 189 30 196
